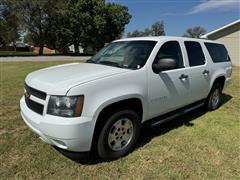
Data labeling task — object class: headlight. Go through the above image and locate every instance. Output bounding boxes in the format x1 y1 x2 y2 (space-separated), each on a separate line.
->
47 95 84 117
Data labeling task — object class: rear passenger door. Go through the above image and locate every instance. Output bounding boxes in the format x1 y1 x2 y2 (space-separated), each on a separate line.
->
183 41 210 102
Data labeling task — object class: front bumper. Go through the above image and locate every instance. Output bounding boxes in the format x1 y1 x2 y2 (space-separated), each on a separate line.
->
20 97 95 152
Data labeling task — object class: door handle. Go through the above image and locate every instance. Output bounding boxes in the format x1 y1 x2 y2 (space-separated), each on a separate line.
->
202 69 209 75
179 74 188 80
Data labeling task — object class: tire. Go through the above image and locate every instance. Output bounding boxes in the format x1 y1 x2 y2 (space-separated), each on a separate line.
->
205 83 222 110
97 108 141 160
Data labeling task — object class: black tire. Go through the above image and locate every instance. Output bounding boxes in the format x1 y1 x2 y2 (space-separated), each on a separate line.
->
97 108 141 160
205 83 222 110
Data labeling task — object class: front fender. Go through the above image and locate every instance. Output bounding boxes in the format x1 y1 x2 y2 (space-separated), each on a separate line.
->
92 94 146 122
67 68 148 123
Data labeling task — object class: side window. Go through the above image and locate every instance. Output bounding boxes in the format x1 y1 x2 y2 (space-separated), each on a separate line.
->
184 41 205 66
153 41 184 68
204 43 230 63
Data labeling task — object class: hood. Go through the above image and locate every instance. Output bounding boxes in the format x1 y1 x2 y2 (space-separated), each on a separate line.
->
25 62 129 95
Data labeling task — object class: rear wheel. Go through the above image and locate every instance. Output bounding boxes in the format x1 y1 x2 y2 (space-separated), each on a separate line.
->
205 83 222 110
97 108 141 160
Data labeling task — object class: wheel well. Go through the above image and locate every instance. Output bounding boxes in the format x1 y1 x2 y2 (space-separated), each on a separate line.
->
90 98 143 151
213 76 225 90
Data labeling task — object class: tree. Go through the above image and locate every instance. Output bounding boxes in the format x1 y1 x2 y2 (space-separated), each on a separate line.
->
45 0 73 52
17 0 60 55
0 0 20 47
12 0 131 54
127 20 165 37
64 0 107 53
127 30 143 37
183 26 206 38
98 2 131 49
151 21 165 36
142 28 152 36
63 1 131 53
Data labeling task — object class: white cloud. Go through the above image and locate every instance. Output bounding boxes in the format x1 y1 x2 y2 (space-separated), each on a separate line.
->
188 0 240 14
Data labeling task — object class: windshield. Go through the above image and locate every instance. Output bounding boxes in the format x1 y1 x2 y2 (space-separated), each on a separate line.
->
88 41 157 69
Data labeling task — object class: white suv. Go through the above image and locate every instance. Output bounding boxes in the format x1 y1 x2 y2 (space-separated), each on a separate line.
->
20 36 232 159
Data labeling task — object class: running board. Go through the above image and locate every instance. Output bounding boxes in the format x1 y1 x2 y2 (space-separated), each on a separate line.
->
145 100 205 127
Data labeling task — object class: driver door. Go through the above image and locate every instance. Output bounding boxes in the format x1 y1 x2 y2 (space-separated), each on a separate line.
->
148 41 191 119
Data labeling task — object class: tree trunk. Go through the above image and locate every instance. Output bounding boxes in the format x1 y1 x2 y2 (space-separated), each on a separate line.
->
39 45 44 55
74 42 79 54
13 44 16 52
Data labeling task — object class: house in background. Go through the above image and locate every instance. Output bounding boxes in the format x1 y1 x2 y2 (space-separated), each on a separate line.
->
69 44 94 54
201 19 240 66
33 47 56 54
69 44 84 53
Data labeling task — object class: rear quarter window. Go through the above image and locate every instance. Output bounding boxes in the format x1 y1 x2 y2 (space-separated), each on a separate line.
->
204 43 230 63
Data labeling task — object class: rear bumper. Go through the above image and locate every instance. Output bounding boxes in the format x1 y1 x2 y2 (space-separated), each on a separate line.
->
20 97 95 152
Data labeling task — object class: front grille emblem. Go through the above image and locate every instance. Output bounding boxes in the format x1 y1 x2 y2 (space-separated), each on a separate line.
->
25 91 30 99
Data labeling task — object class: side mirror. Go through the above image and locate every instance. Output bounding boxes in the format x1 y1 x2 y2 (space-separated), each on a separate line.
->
152 58 177 73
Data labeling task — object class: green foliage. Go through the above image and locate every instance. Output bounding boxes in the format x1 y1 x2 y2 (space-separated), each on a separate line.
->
103 3 131 42
127 21 165 37
19 0 131 54
0 51 38 57
151 21 165 36
183 26 206 38
127 30 142 38
57 0 131 53
18 0 60 55
0 0 20 47
62 0 107 53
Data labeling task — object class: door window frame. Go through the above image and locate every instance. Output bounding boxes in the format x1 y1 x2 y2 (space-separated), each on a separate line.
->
151 40 186 73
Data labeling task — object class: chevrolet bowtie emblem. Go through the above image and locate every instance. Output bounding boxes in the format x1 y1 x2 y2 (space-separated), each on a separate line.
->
25 91 30 98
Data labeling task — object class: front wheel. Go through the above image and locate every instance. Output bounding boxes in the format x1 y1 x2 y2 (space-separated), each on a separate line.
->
205 83 222 110
97 109 141 160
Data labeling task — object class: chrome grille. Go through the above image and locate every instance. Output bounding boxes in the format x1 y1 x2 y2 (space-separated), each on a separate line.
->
24 83 46 100
24 83 46 115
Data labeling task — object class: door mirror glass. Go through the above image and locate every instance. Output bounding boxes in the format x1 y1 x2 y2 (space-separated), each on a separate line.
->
152 58 177 73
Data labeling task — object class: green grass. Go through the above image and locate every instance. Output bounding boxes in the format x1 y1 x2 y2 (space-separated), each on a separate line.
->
0 62 239 179
0 51 38 57
0 51 94 57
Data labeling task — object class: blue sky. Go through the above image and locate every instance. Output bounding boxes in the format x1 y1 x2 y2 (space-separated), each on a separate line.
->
107 0 240 36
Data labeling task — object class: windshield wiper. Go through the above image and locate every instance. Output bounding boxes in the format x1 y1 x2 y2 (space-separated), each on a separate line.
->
98 61 123 68
86 59 96 63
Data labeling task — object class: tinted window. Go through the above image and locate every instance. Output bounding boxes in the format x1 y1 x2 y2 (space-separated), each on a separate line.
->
184 41 205 66
205 43 230 63
154 41 184 68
